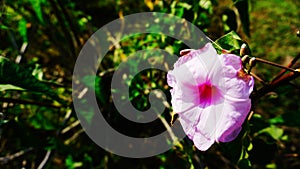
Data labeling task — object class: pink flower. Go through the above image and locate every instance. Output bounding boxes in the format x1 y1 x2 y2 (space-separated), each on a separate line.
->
167 43 254 151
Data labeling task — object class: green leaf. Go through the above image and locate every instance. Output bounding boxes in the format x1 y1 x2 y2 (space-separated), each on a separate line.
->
268 116 284 124
28 0 44 23
265 163 277 169
65 155 75 169
214 31 245 54
235 0 250 36
0 25 10 30
0 56 66 104
65 155 83 169
18 18 27 42
31 64 44 80
199 0 212 11
0 84 24 91
177 2 192 10
258 125 284 140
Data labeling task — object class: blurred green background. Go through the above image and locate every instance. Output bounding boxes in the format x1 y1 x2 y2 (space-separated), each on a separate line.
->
0 0 299 168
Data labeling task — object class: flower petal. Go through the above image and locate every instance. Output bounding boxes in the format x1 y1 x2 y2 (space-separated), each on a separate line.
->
215 99 251 142
193 103 224 150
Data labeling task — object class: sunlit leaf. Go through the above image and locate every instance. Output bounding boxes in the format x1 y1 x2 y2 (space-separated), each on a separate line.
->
0 84 24 91
28 0 44 23
247 142 253 151
265 163 277 169
0 25 9 30
78 17 88 27
199 0 212 10
268 116 284 124
258 125 284 140
65 155 75 169
214 31 245 54
177 2 192 10
18 18 27 42
65 155 83 169
31 64 44 80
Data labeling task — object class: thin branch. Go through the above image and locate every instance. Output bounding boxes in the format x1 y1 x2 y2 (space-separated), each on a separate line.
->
250 72 266 85
0 147 33 165
61 120 80 134
271 53 300 83
15 42 28 64
251 68 300 102
56 108 73 135
64 129 84 145
98 68 115 77
255 57 297 72
247 110 254 121
151 90 178 144
37 150 52 169
158 115 178 144
250 52 300 102
271 69 300 86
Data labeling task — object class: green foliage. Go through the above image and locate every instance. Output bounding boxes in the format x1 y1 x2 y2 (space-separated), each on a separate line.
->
28 0 45 23
17 18 28 43
214 30 246 54
258 125 284 140
0 56 65 104
0 84 24 91
65 155 83 169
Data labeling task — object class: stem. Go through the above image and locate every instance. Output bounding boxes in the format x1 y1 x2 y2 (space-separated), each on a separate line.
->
255 58 297 72
271 53 300 83
250 72 266 85
0 147 33 165
271 69 300 86
37 150 52 169
251 69 300 102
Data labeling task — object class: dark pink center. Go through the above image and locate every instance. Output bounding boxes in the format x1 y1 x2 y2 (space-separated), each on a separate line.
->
198 82 221 107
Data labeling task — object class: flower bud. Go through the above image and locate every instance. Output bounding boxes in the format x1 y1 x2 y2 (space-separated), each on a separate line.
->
249 57 256 67
242 55 250 64
240 43 248 56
